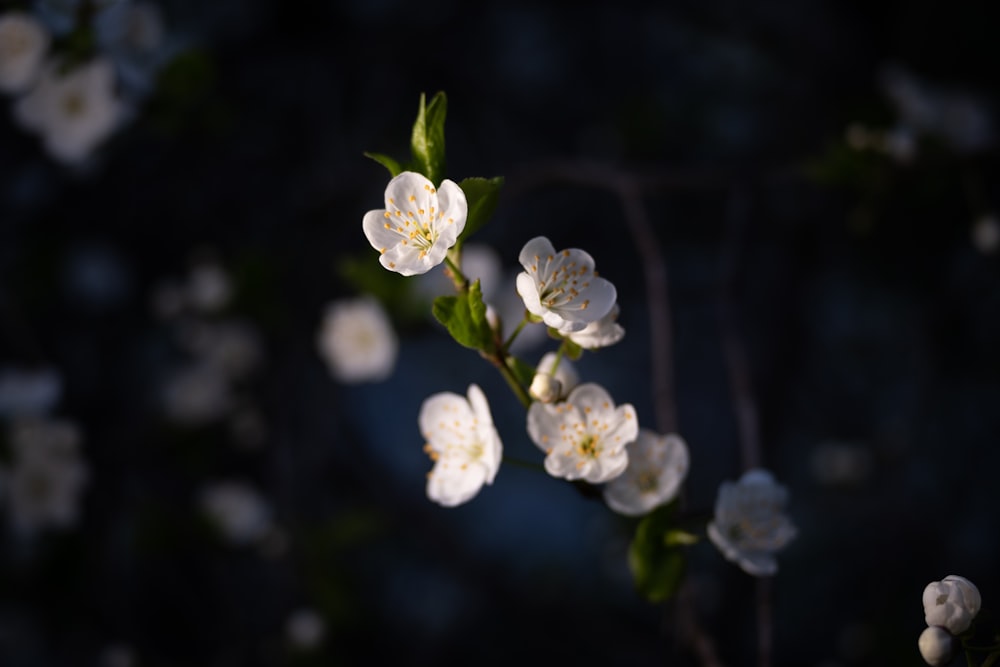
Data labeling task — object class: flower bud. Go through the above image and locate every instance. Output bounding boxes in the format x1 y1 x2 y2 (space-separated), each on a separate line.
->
918 626 954 667
923 575 981 635
529 373 562 403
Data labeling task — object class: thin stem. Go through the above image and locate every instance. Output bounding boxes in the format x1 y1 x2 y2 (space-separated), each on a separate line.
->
983 650 1000 667
502 314 530 353
444 254 468 290
967 649 977 667
502 455 545 473
493 353 532 409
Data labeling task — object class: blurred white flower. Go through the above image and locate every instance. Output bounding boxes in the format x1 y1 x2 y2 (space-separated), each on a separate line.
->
971 215 1000 255
568 303 625 350
177 319 263 380
316 296 397 383
95 0 166 93
0 12 50 94
4 418 88 534
923 575 981 635
527 382 637 484
200 480 273 545
161 362 234 425
185 259 232 313
0 366 62 418
14 57 125 164
880 64 994 155
516 236 618 333
420 384 502 507
602 430 689 517
362 171 468 276
98 643 135 667
285 608 325 650
809 440 873 487
707 469 796 576
918 626 954 667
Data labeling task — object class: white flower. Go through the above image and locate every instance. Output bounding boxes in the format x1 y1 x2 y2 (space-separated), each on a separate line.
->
5 418 88 534
362 171 467 276
602 430 689 517
200 481 273 545
0 12 50 94
14 57 125 164
923 575 981 635
515 236 617 333
568 303 625 349
707 469 797 577
527 382 637 484
918 626 954 667
316 296 397 383
419 384 502 507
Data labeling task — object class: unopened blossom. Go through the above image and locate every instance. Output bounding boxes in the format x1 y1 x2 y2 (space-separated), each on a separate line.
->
200 480 274 545
568 303 625 350
529 351 578 403
516 236 617 333
0 12 50 94
923 575 981 635
14 57 125 164
527 382 637 484
316 296 397 383
5 418 88 534
603 430 689 517
362 171 468 276
420 384 502 507
707 468 797 577
918 626 954 667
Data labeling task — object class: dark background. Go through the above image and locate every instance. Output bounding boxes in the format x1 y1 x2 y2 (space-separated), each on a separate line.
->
1 0 999 665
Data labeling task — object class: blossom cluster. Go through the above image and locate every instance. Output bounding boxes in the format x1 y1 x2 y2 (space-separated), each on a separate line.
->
0 1 170 165
918 575 983 666
348 162 797 584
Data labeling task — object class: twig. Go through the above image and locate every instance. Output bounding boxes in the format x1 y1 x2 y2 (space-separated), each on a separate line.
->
718 183 770 667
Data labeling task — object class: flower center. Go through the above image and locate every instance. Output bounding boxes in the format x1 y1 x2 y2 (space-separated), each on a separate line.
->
533 252 592 311
636 470 659 493
381 192 448 260
62 91 86 117
574 433 600 458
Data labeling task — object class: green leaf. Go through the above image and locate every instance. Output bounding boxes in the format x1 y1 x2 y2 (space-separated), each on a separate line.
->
410 91 448 186
507 355 537 388
457 176 504 241
628 502 687 603
363 151 403 178
431 279 494 353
